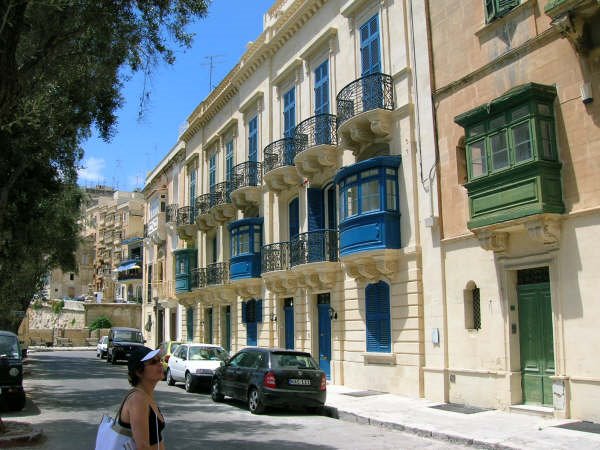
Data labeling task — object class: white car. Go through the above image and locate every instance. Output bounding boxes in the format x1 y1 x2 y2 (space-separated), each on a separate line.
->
166 343 228 392
96 336 108 359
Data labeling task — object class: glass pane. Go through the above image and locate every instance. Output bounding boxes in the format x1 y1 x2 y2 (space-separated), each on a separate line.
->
239 233 250 254
361 179 380 213
346 185 357 217
346 175 357 184
538 103 552 116
489 115 505 130
469 140 487 177
468 123 485 137
362 168 378 178
513 122 532 162
231 234 239 256
539 119 554 160
490 131 509 170
386 168 395 176
511 104 529 120
386 179 397 211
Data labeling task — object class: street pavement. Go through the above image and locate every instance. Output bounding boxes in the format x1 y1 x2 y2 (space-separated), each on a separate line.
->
3 349 472 449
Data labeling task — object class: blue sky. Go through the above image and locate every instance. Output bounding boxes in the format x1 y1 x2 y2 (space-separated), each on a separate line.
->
78 0 274 192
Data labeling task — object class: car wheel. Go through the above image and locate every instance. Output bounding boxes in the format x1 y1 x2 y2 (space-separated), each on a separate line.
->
6 392 26 412
101 350 106 359
211 378 224 402
96 351 100 358
248 387 265 414
111 353 118 365
106 352 111 363
185 372 195 393
166 369 175 386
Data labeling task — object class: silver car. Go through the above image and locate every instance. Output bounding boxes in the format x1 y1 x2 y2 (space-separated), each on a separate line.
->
96 336 108 359
166 343 228 392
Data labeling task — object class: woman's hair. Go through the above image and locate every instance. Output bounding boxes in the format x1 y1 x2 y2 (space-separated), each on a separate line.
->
127 361 145 386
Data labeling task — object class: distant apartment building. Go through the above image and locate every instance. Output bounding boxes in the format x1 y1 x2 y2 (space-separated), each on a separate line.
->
429 0 600 422
84 190 145 303
142 0 439 399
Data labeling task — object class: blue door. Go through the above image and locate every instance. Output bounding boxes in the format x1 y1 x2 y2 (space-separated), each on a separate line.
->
360 14 382 111
317 294 332 378
248 115 258 185
284 298 294 349
206 307 213 344
224 306 231 352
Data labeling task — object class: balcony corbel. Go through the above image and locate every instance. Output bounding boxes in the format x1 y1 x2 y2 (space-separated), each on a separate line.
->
525 216 561 248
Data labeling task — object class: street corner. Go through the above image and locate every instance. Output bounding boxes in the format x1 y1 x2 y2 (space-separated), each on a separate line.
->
0 421 44 448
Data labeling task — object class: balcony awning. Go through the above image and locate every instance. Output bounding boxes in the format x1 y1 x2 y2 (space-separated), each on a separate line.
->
117 261 141 272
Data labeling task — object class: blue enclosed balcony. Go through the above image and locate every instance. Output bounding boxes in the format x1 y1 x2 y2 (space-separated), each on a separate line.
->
209 181 236 223
228 218 262 280
336 73 394 158
262 138 301 193
229 161 263 212
293 114 340 180
335 155 401 257
174 248 197 294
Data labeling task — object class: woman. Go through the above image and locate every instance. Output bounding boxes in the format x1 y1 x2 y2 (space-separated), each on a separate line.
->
119 346 166 449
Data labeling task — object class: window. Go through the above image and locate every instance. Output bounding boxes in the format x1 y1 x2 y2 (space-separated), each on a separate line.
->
360 14 380 76
460 95 557 182
186 308 194 342
189 168 196 207
464 282 482 331
339 166 399 220
248 116 258 162
485 0 519 23
229 220 262 257
209 153 216 191
225 140 234 181
150 197 160 219
283 88 295 138
365 281 391 353
314 60 329 115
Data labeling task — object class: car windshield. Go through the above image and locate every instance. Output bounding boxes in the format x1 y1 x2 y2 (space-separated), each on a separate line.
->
271 352 318 369
189 346 227 361
0 335 21 359
113 330 143 343
170 343 181 354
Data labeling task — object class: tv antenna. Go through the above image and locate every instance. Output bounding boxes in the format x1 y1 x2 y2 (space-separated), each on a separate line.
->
201 55 225 91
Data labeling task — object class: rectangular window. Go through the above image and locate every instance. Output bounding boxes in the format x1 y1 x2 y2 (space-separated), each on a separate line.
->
209 154 216 190
239 226 250 254
361 179 380 212
283 88 295 138
225 140 234 181
485 0 519 23
248 116 258 162
469 139 487 177
345 185 358 218
360 14 380 76
539 119 554 160
386 179 397 210
490 131 509 170
253 225 261 253
314 60 329 115
512 122 532 162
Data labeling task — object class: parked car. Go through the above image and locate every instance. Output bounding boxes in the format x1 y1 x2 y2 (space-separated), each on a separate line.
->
0 330 26 411
211 348 326 414
96 336 108 359
157 340 182 377
106 327 145 364
166 343 228 392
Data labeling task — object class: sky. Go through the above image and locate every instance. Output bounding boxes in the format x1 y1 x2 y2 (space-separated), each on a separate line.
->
78 0 275 192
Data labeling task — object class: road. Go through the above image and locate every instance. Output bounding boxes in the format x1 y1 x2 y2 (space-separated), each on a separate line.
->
4 351 471 449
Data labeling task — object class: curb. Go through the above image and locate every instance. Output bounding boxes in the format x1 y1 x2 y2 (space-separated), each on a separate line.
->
0 422 43 448
322 406 519 450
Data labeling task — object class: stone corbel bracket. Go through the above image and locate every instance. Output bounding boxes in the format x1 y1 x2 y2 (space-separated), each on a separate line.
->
474 230 509 253
525 216 561 248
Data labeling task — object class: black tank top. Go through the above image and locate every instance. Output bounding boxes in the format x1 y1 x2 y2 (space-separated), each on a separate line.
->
118 405 165 445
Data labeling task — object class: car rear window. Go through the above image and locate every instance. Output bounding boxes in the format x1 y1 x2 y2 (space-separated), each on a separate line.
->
271 352 318 369
0 335 21 359
189 346 228 361
113 330 143 343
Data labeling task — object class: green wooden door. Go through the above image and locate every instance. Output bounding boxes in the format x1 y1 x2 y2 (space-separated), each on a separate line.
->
518 276 555 406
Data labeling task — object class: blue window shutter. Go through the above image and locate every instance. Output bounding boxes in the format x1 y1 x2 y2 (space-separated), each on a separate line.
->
360 14 380 76
284 88 296 138
186 308 194 342
241 301 247 324
314 61 329 115
327 185 336 229
248 116 258 162
307 188 324 231
366 281 391 352
256 299 263 323
289 197 299 239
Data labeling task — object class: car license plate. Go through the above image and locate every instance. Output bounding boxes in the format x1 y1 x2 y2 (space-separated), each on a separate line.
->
125 353 131 358
288 379 311 386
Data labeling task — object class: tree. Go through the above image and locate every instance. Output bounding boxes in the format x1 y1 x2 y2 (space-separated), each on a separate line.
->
0 0 209 332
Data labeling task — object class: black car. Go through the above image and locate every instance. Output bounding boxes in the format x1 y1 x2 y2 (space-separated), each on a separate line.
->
211 348 326 414
106 327 145 364
0 331 26 411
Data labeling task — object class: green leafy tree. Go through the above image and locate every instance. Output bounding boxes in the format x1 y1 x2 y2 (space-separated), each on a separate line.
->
90 315 112 331
0 0 209 332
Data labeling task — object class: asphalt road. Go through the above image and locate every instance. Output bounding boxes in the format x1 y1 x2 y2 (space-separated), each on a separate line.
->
4 351 470 449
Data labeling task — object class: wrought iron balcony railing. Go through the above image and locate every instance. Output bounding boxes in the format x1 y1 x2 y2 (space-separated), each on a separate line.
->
230 161 262 191
191 267 207 289
262 242 292 273
336 72 394 127
176 206 194 226
209 181 232 208
294 114 338 155
195 194 211 217
263 138 296 174
166 204 179 223
290 229 338 267
206 262 229 285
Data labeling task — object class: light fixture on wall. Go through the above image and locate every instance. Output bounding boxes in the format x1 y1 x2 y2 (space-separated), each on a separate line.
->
269 313 277 322
328 307 337 320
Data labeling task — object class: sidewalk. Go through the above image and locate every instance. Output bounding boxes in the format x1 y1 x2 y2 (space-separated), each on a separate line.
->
324 385 600 450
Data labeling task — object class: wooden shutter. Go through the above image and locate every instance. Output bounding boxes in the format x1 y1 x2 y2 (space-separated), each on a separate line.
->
289 197 299 239
241 301 247 323
307 188 324 231
365 281 391 352
256 299 263 323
